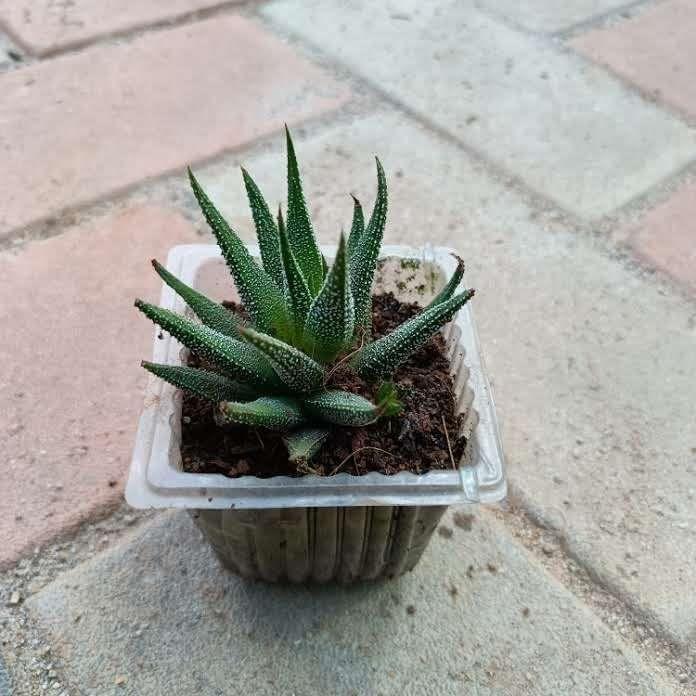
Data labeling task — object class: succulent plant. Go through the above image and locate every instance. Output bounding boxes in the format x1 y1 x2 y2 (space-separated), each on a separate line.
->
135 128 474 464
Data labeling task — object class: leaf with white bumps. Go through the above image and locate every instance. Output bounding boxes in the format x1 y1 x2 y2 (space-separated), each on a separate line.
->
135 300 281 390
302 389 381 426
285 127 324 295
151 259 242 337
352 289 475 381
242 167 285 291
218 397 305 430
346 195 365 259
350 158 388 331
427 255 465 308
141 361 257 402
188 168 289 336
304 232 355 362
278 206 312 338
240 327 324 394
283 427 331 462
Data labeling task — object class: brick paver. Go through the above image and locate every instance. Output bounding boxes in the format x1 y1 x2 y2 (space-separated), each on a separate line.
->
0 207 198 568
477 0 632 33
571 0 696 121
0 0 243 56
263 0 696 219
28 510 673 695
624 181 696 293
200 112 696 641
0 14 350 239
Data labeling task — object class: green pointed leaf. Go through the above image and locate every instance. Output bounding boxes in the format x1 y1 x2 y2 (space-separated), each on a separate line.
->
346 195 365 259
188 168 289 335
352 289 475 381
302 389 381 426
303 232 355 362
283 427 331 462
376 381 403 417
240 327 324 394
427 255 465 308
241 167 285 291
218 396 305 430
135 300 281 390
151 259 241 337
141 361 257 402
285 126 324 295
277 206 312 336
351 158 388 331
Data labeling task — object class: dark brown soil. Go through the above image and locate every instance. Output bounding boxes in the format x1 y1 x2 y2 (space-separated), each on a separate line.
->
181 293 466 477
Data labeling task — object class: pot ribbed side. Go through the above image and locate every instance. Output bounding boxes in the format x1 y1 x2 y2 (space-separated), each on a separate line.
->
191 505 446 584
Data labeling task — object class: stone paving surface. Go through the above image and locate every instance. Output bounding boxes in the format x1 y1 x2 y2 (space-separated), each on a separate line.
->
571 0 696 121
0 14 349 239
262 0 696 219
0 0 244 56
28 510 673 696
0 655 10 696
0 207 198 568
2 0 696 693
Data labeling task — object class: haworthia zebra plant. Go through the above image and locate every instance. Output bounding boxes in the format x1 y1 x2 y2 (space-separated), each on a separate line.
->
136 127 474 464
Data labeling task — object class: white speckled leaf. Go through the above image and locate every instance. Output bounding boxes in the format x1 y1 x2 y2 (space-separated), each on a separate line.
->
427 255 465 308
241 327 324 394
285 127 324 295
350 158 388 330
304 232 355 362
141 362 257 402
302 389 380 426
242 167 285 292
352 289 475 381
346 195 365 259
135 300 281 390
188 168 290 336
283 427 331 462
278 206 313 338
219 396 305 430
151 259 242 338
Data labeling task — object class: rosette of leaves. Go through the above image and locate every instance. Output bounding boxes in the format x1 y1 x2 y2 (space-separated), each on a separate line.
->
135 127 474 465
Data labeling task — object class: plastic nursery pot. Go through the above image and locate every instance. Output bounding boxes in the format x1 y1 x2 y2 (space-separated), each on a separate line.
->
126 244 506 584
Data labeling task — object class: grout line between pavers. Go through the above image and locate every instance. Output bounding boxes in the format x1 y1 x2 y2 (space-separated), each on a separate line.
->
493 497 696 694
553 0 672 40
0 0 267 60
469 0 667 39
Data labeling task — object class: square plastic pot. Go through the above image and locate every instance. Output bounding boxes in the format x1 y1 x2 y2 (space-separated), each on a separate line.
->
126 244 506 583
